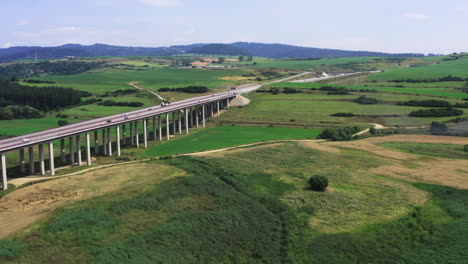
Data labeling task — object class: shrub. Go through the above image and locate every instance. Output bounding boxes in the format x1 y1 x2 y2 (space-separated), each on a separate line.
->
57 120 69 127
331 113 354 117
430 121 448 133
0 240 22 260
354 95 378 105
369 127 376 134
410 108 463 117
463 145 468 152
318 126 361 141
99 101 144 107
308 175 328 191
399 100 451 107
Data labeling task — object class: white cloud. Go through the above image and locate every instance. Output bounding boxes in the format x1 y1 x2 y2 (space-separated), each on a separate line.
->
55 27 82 31
142 0 181 7
404 13 430 20
16 20 29 26
3 43 13 48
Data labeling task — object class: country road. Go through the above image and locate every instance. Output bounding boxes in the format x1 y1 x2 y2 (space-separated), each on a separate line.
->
128 82 165 101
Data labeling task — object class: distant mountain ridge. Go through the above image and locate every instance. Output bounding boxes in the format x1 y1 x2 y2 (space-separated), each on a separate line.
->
0 42 424 62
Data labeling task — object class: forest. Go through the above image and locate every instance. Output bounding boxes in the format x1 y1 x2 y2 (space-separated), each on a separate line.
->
0 60 105 79
0 78 87 110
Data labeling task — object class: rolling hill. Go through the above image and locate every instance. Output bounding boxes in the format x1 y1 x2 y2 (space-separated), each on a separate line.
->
0 42 424 62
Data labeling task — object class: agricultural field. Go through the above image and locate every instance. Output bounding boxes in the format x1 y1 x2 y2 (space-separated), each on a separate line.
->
367 56 468 81
378 142 468 159
32 68 250 94
1 135 466 263
218 92 468 127
143 125 321 157
269 82 468 100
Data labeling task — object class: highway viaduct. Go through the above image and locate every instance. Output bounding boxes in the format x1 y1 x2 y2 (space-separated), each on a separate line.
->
0 72 309 191
0 91 237 190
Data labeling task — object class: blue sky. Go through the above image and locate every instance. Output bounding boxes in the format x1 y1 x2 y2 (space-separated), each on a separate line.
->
1 0 467 54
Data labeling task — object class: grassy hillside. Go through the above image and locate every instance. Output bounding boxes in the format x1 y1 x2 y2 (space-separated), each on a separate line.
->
2 142 466 263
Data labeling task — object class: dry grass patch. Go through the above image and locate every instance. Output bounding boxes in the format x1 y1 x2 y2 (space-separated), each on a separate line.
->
0 162 185 238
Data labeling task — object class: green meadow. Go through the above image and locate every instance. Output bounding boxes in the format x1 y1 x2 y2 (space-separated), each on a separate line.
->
269 82 468 99
3 142 466 263
34 68 250 94
367 57 468 81
379 142 468 159
143 125 321 157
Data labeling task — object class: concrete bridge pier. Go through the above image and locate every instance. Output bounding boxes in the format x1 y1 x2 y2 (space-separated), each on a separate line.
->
166 114 170 140
202 104 206 128
172 112 176 134
158 115 162 141
227 98 230 108
94 131 99 155
130 122 134 146
196 107 199 128
185 109 189 134
49 142 55 176
107 127 112 156
1 152 7 190
77 135 82 165
29 146 35 174
152 116 157 140
39 144 45 175
19 149 25 173
143 119 148 148
69 137 75 165
217 101 220 117
60 139 66 163
116 126 121 156
0 152 8 191
178 111 182 134
122 124 127 145
86 132 92 165
102 129 108 156
135 121 140 148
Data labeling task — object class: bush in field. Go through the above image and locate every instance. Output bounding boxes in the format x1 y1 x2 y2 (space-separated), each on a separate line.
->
369 127 377 134
58 120 69 127
331 113 354 117
463 145 468 152
399 100 451 107
308 175 328 191
0 240 22 260
410 108 463 117
430 121 448 133
354 95 378 105
318 126 361 141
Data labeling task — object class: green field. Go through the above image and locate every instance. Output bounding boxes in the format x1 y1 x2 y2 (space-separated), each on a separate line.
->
3 142 466 263
379 142 468 159
230 57 390 70
367 57 468 81
0 117 84 136
217 93 468 127
143 126 321 157
269 82 468 100
34 68 250 94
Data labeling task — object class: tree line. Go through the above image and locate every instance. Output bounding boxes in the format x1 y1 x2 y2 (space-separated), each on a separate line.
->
388 75 468 83
158 86 209 93
409 108 464 117
398 100 452 107
0 60 105 79
0 78 87 110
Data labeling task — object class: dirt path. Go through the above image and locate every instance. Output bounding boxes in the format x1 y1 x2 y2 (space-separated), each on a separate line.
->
129 82 165 101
